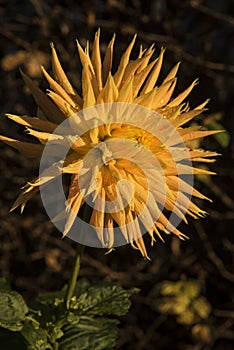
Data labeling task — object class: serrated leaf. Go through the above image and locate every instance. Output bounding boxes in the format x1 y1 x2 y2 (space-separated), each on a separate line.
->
0 291 28 331
21 320 50 350
75 282 139 316
59 316 119 350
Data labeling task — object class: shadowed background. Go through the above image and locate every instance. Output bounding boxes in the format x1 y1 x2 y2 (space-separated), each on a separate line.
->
0 1 233 349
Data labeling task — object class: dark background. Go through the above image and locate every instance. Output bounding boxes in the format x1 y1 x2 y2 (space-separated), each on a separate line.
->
0 1 233 349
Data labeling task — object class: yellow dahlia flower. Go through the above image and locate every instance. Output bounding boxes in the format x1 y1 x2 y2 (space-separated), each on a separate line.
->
0 30 220 259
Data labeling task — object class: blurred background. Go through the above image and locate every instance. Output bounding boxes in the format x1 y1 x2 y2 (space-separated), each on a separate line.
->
0 0 233 349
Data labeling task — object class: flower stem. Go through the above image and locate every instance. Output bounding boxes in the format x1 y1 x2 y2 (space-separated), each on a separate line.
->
65 243 84 308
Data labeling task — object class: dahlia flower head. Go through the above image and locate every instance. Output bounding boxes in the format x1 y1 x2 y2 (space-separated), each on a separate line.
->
0 30 220 259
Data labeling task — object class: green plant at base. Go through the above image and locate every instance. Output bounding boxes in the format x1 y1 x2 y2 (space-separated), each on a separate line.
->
0 251 139 350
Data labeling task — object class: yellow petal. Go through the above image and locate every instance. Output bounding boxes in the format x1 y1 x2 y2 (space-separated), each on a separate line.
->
0 135 43 157
121 54 153 86
133 58 158 98
172 109 206 128
102 33 115 85
6 114 57 132
137 44 155 72
151 78 177 109
117 76 134 102
20 69 65 123
10 185 39 213
163 62 180 83
180 128 224 142
47 90 77 116
76 39 95 74
50 42 82 102
114 34 137 88
97 73 118 103
195 99 210 110
82 62 96 108
168 79 199 107
104 214 115 249
91 28 102 90
63 175 84 237
134 236 151 260
141 47 165 94
41 66 80 109
133 87 157 108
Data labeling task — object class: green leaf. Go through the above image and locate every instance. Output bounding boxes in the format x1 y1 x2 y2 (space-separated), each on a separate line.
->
36 287 67 305
75 282 139 316
207 121 230 148
59 316 119 350
213 130 230 148
21 319 51 350
36 278 90 305
0 291 28 331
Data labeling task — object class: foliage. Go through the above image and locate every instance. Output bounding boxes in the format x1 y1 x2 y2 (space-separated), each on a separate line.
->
150 279 213 345
0 278 138 350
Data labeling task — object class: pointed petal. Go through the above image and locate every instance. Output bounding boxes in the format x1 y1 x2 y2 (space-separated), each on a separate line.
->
0 135 43 157
141 47 165 94
172 109 206 128
117 76 134 102
63 175 83 237
97 73 118 103
137 44 155 72
10 185 39 213
134 236 150 260
47 90 77 116
82 63 96 108
20 69 65 123
168 79 199 107
114 34 137 88
50 42 82 103
6 114 57 132
102 33 115 85
76 39 94 74
121 54 153 86
163 62 180 83
91 28 102 90
133 58 158 98
151 79 177 109
195 99 210 110
41 66 80 109
180 128 224 142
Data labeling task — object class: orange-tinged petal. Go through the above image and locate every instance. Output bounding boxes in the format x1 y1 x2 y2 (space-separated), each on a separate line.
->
50 42 82 104
102 33 115 84
97 73 118 103
0 135 43 157
20 69 65 123
6 114 57 133
41 66 80 109
114 34 137 88
141 47 165 94
91 28 102 90
168 79 199 107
